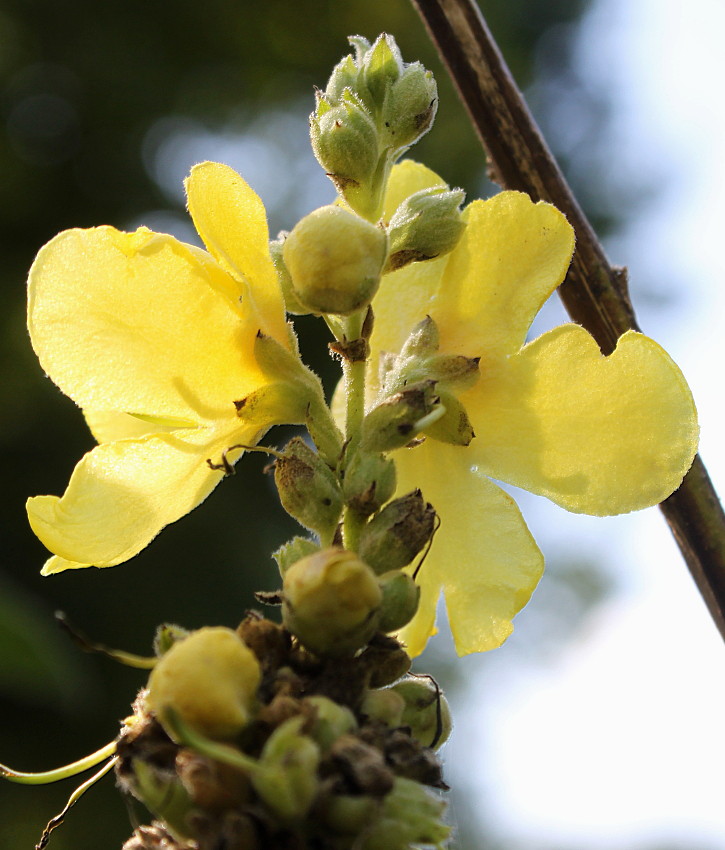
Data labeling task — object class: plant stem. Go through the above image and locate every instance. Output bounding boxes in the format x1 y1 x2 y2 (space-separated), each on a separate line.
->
411 0 725 642
342 310 367 550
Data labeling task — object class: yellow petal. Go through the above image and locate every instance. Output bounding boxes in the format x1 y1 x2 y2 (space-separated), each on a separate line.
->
466 325 699 515
27 424 261 572
394 442 544 656
84 410 194 444
28 226 265 422
382 159 447 221
185 162 289 346
430 192 575 359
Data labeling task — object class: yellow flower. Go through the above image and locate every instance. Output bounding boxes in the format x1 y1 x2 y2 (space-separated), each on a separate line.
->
369 161 699 657
27 162 315 575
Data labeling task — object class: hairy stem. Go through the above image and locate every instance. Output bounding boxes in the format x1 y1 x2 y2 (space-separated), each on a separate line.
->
411 0 725 641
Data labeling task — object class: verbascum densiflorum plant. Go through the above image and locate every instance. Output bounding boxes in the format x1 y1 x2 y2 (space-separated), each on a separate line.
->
5 33 697 850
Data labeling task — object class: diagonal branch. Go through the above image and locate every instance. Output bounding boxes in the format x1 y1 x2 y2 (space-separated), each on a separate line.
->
411 0 725 640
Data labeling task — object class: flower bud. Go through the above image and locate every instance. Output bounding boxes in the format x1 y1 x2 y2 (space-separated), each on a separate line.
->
360 687 405 728
385 186 465 272
383 61 438 149
361 33 402 106
251 716 320 822
146 627 261 741
377 570 420 633
153 622 189 656
268 234 310 315
360 777 450 850
129 759 196 843
390 677 452 750
342 448 397 517
282 548 382 657
304 695 358 751
421 389 475 446
361 382 442 453
283 205 387 315
358 490 436 574
274 437 343 535
273 536 320 576
325 53 360 101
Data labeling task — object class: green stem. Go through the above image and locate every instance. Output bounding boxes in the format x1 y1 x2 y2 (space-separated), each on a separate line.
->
0 740 117 785
341 310 367 551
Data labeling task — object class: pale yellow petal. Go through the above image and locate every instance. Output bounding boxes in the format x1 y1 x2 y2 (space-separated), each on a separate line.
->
28 226 265 422
394 442 544 656
84 410 190 443
430 192 575 359
27 424 262 572
382 160 447 221
185 162 289 345
466 325 698 515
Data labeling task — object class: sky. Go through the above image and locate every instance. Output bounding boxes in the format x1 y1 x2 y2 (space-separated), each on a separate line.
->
442 1 725 847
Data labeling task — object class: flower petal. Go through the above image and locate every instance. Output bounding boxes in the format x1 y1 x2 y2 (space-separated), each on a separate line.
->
466 325 698 515
185 162 289 345
430 192 575 360
27 424 262 572
394 442 544 656
28 226 266 422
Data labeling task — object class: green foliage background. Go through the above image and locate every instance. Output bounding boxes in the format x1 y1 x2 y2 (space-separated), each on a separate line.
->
0 1 600 847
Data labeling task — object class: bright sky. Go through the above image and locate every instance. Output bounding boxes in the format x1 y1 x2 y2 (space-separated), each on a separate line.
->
444 1 725 847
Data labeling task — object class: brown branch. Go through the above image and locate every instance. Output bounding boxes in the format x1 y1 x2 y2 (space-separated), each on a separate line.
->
411 0 725 640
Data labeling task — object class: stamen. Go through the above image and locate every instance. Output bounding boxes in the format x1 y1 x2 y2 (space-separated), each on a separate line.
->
36 756 118 850
412 514 440 581
206 443 284 476
1 740 117 785
55 613 157 670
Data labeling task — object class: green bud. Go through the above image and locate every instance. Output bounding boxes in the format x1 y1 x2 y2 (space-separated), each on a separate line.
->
146 627 262 741
422 389 475 446
153 623 189 656
323 793 378 835
361 381 443 452
251 717 320 822
397 315 439 360
362 33 402 106
282 548 382 657
358 490 436 574
325 53 360 101
383 62 438 151
361 638 412 688
377 570 421 633
360 777 450 850
304 695 358 751
273 536 320 576
423 353 481 391
360 687 405 727
342 448 397 517
268 234 310 315
390 677 452 750
283 205 387 315
385 186 465 272
274 437 343 536
130 759 196 843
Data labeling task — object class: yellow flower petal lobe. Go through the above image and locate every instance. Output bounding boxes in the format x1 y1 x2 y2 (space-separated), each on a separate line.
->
28 226 266 422
466 325 698 515
185 161 289 345
431 192 575 359
394 442 544 656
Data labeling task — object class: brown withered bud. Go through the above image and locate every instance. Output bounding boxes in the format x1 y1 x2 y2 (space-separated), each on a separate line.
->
358 490 436 574
342 448 397 516
274 437 343 535
361 381 440 452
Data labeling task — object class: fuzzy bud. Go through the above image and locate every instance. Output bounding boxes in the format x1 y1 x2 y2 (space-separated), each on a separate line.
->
377 570 421 633
360 777 450 850
283 205 387 315
274 437 343 535
361 381 442 452
390 677 452 750
383 61 438 149
304 695 358 751
146 627 261 741
282 548 382 657
268 234 310 315
342 449 397 517
358 490 436 574
360 687 405 728
421 389 475 446
385 186 465 272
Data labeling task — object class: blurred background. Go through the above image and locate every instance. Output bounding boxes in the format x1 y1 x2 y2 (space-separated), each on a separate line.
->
1 0 724 848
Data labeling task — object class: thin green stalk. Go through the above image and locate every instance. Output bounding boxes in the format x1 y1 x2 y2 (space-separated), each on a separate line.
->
341 309 367 551
0 740 117 785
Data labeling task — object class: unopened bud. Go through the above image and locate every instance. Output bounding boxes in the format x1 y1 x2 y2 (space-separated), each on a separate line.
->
269 234 310 315
130 760 195 843
421 390 475 446
362 33 402 106
377 570 420 632
304 695 358 751
386 186 465 272
383 62 438 149
360 777 450 850
273 536 320 576
360 687 405 727
325 53 360 101
358 490 436 574
342 449 397 516
153 623 189 656
361 382 442 452
146 627 261 741
390 677 452 750
282 548 382 657
274 437 343 535
251 716 320 822
283 205 387 315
